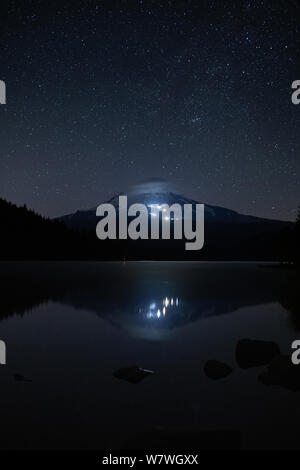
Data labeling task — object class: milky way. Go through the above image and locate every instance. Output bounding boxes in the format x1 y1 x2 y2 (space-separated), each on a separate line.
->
0 0 299 220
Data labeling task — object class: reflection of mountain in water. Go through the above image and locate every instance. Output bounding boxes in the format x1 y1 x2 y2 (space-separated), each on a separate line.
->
1 262 299 337
63 291 261 340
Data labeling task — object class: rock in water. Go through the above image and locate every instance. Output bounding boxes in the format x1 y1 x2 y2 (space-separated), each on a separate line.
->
14 373 32 382
113 366 154 384
258 355 300 391
235 338 280 369
204 360 232 380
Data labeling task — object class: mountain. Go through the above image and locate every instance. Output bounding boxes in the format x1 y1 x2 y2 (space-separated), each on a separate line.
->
57 191 283 232
54 190 295 261
0 196 296 261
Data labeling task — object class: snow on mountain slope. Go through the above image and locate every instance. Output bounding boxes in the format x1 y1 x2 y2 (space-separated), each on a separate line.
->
56 191 283 231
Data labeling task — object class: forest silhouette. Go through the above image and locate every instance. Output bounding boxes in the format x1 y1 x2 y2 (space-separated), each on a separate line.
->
0 198 298 262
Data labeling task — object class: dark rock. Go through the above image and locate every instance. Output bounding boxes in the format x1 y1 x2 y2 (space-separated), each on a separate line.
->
258 355 300 391
204 360 232 380
235 338 280 369
14 373 32 382
113 366 154 384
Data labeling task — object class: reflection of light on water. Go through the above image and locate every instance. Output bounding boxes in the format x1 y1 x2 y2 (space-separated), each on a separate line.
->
144 296 179 321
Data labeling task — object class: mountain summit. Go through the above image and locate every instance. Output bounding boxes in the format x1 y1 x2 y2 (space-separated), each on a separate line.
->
57 190 282 232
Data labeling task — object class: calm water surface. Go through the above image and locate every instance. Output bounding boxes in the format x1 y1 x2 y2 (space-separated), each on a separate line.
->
0 261 299 449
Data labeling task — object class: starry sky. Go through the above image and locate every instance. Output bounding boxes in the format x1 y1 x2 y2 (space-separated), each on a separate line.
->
0 0 299 220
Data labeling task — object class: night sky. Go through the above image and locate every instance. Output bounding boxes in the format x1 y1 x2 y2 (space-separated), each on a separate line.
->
0 0 299 220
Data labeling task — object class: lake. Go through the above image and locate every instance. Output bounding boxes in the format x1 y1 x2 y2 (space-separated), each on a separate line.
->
0 261 299 450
